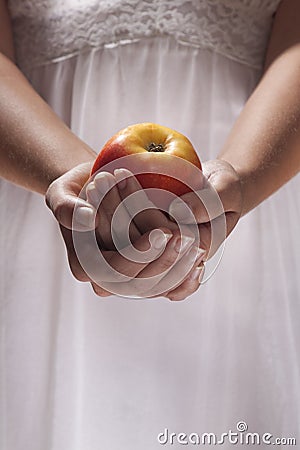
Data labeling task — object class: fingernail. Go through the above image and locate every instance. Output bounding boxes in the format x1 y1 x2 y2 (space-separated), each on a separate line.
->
169 200 193 222
86 182 99 206
174 235 194 253
94 172 113 195
196 247 206 260
187 246 206 264
151 230 173 250
190 265 204 283
114 168 130 190
74 206 95 229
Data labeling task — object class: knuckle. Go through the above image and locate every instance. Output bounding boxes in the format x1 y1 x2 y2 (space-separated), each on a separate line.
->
167 279 199 301
167 292 187 301
91 283 111 297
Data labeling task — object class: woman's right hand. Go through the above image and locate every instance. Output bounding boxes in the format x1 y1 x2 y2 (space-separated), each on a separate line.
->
46 163 206 300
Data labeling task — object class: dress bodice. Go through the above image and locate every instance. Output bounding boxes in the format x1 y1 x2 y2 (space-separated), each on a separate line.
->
8 0 281 71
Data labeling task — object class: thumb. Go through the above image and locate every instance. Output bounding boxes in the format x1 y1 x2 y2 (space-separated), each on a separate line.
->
168 160 242 224
169 186 224 224
45 163 98 231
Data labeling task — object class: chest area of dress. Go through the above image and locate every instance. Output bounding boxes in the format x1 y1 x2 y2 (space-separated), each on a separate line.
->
8 0 281 29
8 0 282 70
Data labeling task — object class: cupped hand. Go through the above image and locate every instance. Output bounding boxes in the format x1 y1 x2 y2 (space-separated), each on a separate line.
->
45 163 206 300
45 162 109 295
85 168 206 299
168 159 243 259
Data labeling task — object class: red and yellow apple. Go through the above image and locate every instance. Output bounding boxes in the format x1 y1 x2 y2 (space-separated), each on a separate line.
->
91 123 202 208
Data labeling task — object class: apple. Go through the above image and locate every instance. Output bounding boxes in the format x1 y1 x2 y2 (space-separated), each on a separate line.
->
91 123 202 209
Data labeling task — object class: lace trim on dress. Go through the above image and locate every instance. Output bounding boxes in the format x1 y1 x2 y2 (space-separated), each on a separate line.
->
8 0 282 72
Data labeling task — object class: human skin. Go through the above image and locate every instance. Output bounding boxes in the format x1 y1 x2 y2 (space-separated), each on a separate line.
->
87 0 300 297
0 0 205 300
170 0 300 225
0 0 299 300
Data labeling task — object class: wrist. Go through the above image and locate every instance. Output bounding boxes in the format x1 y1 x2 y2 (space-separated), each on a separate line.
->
41 143 97 195
217 156 265 216
209 157 244 217
201 158 243 224
49 149 96 181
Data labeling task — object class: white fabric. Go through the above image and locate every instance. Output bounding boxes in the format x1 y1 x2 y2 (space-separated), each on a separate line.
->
8 0 281 71
1 1 300 450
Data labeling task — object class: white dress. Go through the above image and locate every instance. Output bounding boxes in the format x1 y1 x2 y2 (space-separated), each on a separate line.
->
1 1 300 449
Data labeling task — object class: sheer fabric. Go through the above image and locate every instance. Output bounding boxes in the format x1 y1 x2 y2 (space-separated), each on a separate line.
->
9 0 281 70
1 1 300 450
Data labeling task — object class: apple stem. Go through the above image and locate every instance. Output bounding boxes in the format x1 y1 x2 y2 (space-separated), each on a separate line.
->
147 143 165 152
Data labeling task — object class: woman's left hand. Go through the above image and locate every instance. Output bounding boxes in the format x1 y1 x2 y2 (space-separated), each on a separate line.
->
168 159 243 259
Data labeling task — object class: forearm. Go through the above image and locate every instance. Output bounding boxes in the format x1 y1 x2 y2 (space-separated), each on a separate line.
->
0 53 97 194
218 0 300 215
218 45 300 215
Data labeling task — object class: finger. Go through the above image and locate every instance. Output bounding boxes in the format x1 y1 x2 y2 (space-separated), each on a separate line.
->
114 168 178 234
45 162 97 231
75 228 173 287
132 233 196 291
168 185 224 225
96 202 114 250
60 225 90 282
91 282 113 297
104 228 173 280
166 263 205 301
140 245 205 298
195 217 222 261
60 224 115 297
168 160 242 224
88 172 141 249
196 209 240 260
86 176 118 250
105 237 204 299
